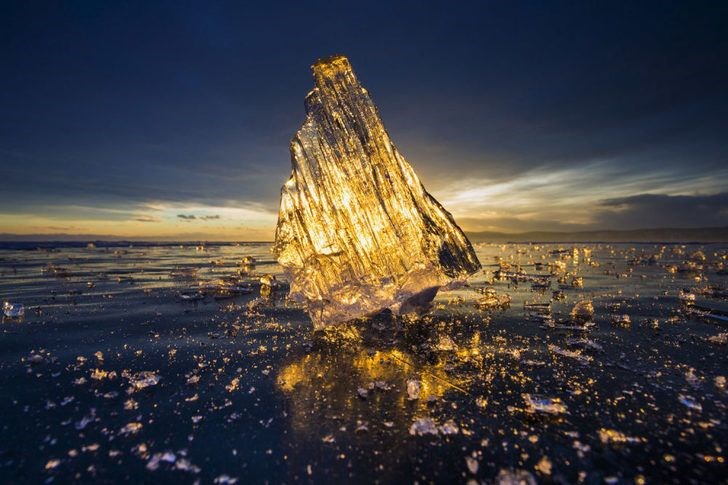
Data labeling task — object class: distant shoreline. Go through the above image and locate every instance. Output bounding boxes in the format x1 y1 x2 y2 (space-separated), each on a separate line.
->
0 226 727 246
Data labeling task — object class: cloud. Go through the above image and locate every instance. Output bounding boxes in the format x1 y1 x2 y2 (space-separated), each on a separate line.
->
176 214 221 221
596 192 728 229
134 216 160 223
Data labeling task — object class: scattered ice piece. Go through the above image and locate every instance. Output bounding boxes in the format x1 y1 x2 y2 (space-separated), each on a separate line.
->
146 451 176 471
409 417 439 436
496 468 537 485
75 412 95 430
610 314 631 327
534 456 552 475
125 371 160 392
28 353 45 365
439 419 459 435
214 475 239 484
173 459 200 474
476 289 512 311
90 368 116 381
678 394 702 412
679 289 696 303
119 422 143 436
226 377 240 393
685 368 701 388
374 380 392 391
708 333 728 346
406 379 422 400
45 458 61 470
465 456 479 474
435 335 456 351
569 300 594 324
178 290 205 302
548 344 592 365
259 274 279 298
715 375 726 392
3 301 25 319
565 337 603 352
523 394 569 415
598 428 644 445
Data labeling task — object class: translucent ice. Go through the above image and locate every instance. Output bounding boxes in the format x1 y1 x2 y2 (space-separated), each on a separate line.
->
273 56 480 328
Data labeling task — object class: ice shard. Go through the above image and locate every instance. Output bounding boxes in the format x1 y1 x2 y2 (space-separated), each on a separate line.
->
273 55 481 329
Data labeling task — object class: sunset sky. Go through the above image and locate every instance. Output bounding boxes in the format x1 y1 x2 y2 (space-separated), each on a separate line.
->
2 1 727 240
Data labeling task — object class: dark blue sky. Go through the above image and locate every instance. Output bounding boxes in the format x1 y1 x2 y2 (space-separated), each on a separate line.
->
2 1 727 238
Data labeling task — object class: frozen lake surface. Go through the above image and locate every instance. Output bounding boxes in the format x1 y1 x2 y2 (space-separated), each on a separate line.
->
0 241 726 483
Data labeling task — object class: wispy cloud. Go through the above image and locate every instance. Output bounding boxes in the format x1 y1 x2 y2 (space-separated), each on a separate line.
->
177 214 196 220
435 163 728 232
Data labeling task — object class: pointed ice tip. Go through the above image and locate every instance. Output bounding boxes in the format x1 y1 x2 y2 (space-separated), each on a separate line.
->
312 54 349 69
312 55 354 82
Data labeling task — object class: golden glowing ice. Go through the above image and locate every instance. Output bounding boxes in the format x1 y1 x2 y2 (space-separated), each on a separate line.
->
274 55 480 328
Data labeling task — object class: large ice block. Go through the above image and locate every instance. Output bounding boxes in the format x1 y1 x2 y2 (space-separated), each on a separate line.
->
273 55 481 328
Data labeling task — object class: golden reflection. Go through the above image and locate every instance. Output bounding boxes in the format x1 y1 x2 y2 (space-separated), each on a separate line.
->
275 321 491 436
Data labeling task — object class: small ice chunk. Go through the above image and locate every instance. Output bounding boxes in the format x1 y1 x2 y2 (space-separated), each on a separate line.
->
523 394 569 415
406 379 422 400
708 333 728 346
439 419 459 435
213 475 239 484
146 451 176 471
548 344 592 365
3 302 25 319
465 456 479 474
126 371 160 392
678 394 702 411
534 456 552 476
476 288 511 310
409 417 439 436
496 468 537 485
569 300 594 324
565 337 603 352
598 428 644 445
119 422 143 436
610 314 631 327
684 368 701 388
715 375 726 392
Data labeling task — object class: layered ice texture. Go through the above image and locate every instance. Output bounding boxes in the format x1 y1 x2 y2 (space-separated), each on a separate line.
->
274 55 481 328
